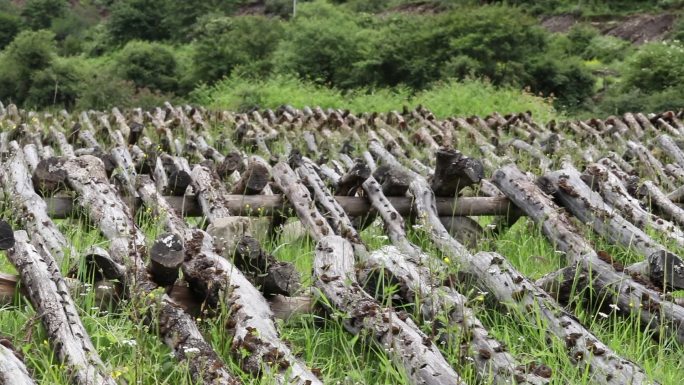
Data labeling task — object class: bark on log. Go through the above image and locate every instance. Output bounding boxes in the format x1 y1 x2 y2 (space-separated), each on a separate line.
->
430 148 484 196
543 166 684 290
493 163 684 348
0 343 36 385
191 164 231 223
184 230 322 385
335 158 371 196
627 141 673 191
372 165 411 196
32 157 67 196
231 156 270 195
582 163 684 248
372 142 654 385
60 155 240 385
8 231 116 385
232 236 301 296
360 178 547 385
217 152 245 180
656 134 684 168
638 181 684 227
314 235 466 385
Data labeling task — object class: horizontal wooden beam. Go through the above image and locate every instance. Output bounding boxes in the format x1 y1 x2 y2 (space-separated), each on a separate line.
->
44 194 519 218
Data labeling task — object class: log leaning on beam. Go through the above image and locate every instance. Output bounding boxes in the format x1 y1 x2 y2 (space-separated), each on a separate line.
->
369 141 652 385
638 181 684 227
0 343 36 385
60 155 240 385
8 231 117 385
493 163 684 349
543 166 684 290
314 236 466 385
360 177 548 385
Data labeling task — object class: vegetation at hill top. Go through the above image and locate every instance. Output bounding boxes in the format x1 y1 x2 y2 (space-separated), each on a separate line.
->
0 0 683 117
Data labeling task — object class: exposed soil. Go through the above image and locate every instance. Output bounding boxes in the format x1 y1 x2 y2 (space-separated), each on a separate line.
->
380 1 447 15
542 12 678 44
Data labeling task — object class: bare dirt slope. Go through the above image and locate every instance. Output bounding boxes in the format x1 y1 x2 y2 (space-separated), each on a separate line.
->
542 13 677 44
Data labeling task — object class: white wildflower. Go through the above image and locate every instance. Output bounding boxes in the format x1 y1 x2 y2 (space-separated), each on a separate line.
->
598 312 609 319
121 339 137 347
608 304 620 311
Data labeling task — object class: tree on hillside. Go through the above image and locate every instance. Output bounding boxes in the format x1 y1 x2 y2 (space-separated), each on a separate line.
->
108 0 171 43
21 0 68 30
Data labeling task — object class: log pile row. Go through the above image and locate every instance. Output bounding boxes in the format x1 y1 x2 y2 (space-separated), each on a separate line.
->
0 100 683 384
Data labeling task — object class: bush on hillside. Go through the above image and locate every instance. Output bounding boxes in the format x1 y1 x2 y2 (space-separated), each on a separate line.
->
194 16 284 84
21 0 67 30
0 30 57 104
114 41 180 93
623 41 684 93
0 12 21 49
107 0 171 44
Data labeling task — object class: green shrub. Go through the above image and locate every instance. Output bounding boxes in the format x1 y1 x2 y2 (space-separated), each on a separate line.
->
21 0 67 30
582 35 632 62
0 12 21 49
526 57 595 109
272 1 373 88
107 0 170 43
0 30 57 104
114 41 179 93
623 41 684 93
193 16 284 84
24 56 83 109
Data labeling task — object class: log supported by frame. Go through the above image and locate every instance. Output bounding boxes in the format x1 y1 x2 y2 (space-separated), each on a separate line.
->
429 147 484 196
493 163 684 348
543 166 684 290
360 177 548 385
638 181 684 227
184 230 322 385
59 155 241 385
0 343 36 385
314 235 466 385
7 231 117 385
369 140 653 385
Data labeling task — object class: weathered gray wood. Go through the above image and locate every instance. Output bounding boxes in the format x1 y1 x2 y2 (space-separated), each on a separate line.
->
582 163 684 248
372 142 653 385
335 158 370 196
191 164 231 223
314 235 466 385
638 181 684 227
8 231 116 385
544 166 684 289
627 140 673 191
22 144 40 173
1 146 72 264
32 157 67 196
656 134 684 168
184 230 322 385
360 177 547 385
148 232 184 287
61 155 240 385
493 163 684 349
0 343 36 385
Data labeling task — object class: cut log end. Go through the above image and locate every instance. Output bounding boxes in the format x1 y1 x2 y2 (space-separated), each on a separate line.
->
149 232 184 287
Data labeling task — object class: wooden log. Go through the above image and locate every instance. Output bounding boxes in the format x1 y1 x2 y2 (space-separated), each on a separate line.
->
493 163 684 347
335 158 370 196
22 144 40 173
665 164 684 186
656 134 684 168
191 164 231 223
230 156 270 195
360 178 548 385
314 235 466 385
8 230 116 385
544 166 684 289
2 148 71 264
626 140 673 191
232 236 301 296
32 157 67 196
372 142 654 385
583 163 684 248
429 148 484 196
184 230 322 384
0 342 36 385
372 164 411 196
217 151 245 180
49 126 75 158
148 232 184 287
60 155 240 385
638 181 684 227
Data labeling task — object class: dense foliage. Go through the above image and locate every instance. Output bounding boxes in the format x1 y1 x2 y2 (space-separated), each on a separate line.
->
0 0 682 118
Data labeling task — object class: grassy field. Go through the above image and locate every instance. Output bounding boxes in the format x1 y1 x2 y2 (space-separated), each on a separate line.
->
1 111 683 385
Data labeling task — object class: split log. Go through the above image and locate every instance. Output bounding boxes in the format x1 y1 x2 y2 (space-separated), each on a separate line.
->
60 155 240 385
8 231 116 385
184 230 322 385
314 235 466 385
582 163 684 248
232 236 301 296
430 148 484 196
230 156 270 195
543 166 684 290
371 141 653 385
493 163 684 348
360 178 547 385
0 343 36 385
638 181 684 227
